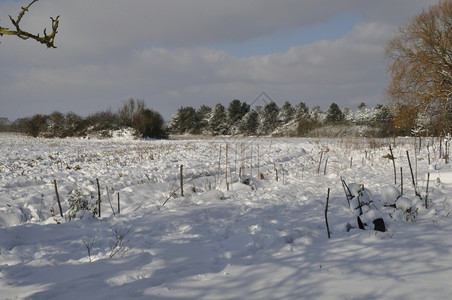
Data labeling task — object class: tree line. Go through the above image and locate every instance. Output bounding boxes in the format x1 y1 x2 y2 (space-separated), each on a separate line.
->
1 98 168 139
170 100 397 137
1 1 450 139
1 97 449 138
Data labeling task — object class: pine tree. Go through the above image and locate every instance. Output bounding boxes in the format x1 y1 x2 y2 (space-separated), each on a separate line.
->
325 103 345 124
259 102 280 134
208 103 228 135
170 106 198 134
278 101 295 125
239 110 259 135
355 102 370 125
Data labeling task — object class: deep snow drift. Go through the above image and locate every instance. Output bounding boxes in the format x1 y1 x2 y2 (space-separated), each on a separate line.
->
1 133 451 299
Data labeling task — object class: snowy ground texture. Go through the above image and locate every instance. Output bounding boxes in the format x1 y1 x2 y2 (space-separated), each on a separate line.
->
1 132 452 299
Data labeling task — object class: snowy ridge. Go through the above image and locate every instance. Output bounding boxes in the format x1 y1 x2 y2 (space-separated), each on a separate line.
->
1 134 452 299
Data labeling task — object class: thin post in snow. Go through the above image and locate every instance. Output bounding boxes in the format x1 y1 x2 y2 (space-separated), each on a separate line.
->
180 165 184 197
218 146 221 187
389 144 397 185
250 144 253 178
53 180 63 218
117 192 120 214
446 140 449 164
257 144 260 179
105 186 115 216
406 151 417 193
425 172 430 208
400 167 404 195
96 178 101 218
323 157 329 176
317 151 324 174
325 188 331 239
235 143 238 178
225 144 229 191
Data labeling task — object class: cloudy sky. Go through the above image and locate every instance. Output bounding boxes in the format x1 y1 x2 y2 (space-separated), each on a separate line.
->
0 0 439 121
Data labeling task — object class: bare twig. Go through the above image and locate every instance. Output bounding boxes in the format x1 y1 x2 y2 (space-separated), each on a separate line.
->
83 237 96 262
0 0 60 48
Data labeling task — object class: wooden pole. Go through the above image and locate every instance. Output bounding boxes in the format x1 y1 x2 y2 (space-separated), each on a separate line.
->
218 146 221 186
106 186 115 216
389 144 396 185
257 144 260 179
325 188 331 239
323 157 329 175
225 144 229 191
180 165 184 197
96 178 101 217
317 151 324 174
117 192 120 214
400 166 403 195
425 172 430 208
53 180 63 218
406 151 416 192
250 144 253 178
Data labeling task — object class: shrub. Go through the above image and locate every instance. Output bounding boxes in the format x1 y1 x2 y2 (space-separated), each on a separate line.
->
67 189 98 220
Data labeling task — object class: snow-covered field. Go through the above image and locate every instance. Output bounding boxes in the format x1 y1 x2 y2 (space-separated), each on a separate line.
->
1 133 451 299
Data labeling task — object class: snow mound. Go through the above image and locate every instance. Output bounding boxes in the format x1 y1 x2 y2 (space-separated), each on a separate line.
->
380 185 401 205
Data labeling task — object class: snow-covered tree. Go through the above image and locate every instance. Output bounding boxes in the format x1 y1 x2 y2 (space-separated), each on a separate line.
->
325 103 345 124
238 110 259 136
208 103 228 135
170 106 198 134
278 101 295 125
355 102 371 125
259 101 280 134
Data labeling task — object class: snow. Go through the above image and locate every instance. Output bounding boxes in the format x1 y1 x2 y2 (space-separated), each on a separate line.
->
1 133 452 299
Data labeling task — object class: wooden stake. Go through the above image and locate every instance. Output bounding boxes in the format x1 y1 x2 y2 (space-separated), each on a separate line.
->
218 146 221 186
400 166 403 195
225 144 229 191
425 172 430 208
106 186 115 216
117 192 120 214
317 151 324 174
257 144 260 180
323 157 328 176
53 180 63 218
250 144 253 178
325 188 331 239
389 144 396 185
406 151 416 191
180 165 184 197
96 178 101 218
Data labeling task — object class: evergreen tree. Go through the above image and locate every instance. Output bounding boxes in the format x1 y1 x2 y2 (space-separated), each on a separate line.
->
278 101 295 125
325 103 345 124
310 106 325 125
208 103 228 135
355 102 370 125
342 107 353 123
196 105 212 133
294 102 309 121
135 109 167 139
227 99 250 134
239 110 259 136
259 101 280 134
170 106 198 134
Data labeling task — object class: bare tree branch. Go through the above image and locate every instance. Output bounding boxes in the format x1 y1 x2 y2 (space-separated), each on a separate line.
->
0 0 59 48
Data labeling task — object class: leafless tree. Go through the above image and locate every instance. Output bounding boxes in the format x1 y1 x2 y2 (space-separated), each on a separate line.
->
385 0 451 133
0 0 59 48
